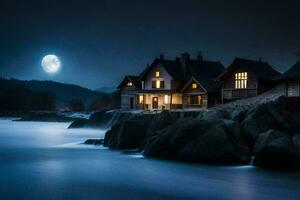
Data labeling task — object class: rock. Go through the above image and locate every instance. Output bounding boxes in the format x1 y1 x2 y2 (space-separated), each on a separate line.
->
17 111 75 122
84 110 109 128
144 118 250 164
253 129 296 168
104 120 147 149
241 97 300 146
241 103 280 145
84 139 104 145
68 118 88 128
292 134 300 155
147 110 176 136
198 109 230 120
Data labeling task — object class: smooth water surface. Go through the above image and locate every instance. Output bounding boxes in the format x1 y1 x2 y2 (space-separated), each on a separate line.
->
0 119 299 200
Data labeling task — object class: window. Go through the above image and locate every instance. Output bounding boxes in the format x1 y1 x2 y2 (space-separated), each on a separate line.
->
139 95 144 104
164 95 170 104
192 83 197 89
190 95 202 105
127 82 133 86
235 72 248 89
156 80 160 88
152 80 165 89
160 81 165 88
155 71 160 77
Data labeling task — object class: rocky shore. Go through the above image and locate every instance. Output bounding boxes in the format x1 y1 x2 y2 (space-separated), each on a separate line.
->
70 94 300 169
7 111 88 122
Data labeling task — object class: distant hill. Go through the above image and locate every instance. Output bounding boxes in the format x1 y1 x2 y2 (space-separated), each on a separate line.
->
96 86 116 93
0 78 106 108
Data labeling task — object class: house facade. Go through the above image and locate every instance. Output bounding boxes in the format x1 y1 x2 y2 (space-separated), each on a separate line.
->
281 60 300 97
217 58 280 103
118 53 225 110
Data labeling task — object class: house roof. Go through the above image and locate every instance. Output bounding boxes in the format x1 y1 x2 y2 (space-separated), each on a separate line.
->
182 76 221 93
188 60 225 79
217 58 280 80
138 58 185 81
196 78 222 92
281 61 300 80
139 57 225 81
117 75 140 89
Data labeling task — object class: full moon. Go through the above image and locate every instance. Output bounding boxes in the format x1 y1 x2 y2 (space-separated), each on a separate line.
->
41 55 61 73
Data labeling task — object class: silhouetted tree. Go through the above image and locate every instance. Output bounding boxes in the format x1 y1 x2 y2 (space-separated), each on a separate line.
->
0 84 56 112
87 91 120 111
69 99 85 111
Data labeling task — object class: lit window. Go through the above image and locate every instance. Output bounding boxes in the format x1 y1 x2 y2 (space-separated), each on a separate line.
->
164 95 169 104
192 83 197 89
155 71 160 77
235 72 248 89
139 95 144 104
156 80 160 88
127 82 133 86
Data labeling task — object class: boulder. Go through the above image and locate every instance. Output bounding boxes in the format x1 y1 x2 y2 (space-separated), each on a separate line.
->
241 97 300 145
83 139 104 145
292 134 300 155
198 109 230 120
146 110 176 136
253 129 295 168
68 118 88 128
104 120 147 149
144 118 250 164
84 110 109 128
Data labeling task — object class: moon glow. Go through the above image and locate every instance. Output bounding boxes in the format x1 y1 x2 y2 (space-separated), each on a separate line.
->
41 55 61 73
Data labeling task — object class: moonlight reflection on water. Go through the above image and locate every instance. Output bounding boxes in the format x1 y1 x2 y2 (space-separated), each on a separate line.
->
0 119 299 200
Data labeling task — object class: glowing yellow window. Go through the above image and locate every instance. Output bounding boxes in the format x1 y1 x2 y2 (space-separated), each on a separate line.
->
156 80 160 88
139 95 144 104
164 95 169 104
155 71 160 77
192 83 197 89
127 82 133 86
235 72 248 89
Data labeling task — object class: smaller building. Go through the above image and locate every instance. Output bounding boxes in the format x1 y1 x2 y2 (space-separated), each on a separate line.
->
217 58 280 103
117 75 140 109
281 60 300 97
181 76 221 109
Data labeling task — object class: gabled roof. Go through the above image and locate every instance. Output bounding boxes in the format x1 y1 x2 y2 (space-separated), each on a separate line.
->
188 60 225 79
139 58 184 81
139 57 225 81
282 61 300 80
117 75 140 89
181 76 221 93
217 58 280 80
196 78 222 92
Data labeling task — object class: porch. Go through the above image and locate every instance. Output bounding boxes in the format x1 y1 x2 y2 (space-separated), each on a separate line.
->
182 93 207 109
135 92 182 110
222 88 257 100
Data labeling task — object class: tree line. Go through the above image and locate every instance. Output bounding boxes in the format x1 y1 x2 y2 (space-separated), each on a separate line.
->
0 84 120 112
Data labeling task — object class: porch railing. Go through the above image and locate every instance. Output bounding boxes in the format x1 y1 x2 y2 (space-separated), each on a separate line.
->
222 88 257 99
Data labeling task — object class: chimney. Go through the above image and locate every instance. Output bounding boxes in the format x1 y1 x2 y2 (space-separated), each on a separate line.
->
258 57 262 62
197 51 203 61
160 54 164 60
181 52 190 65
181 52 190 76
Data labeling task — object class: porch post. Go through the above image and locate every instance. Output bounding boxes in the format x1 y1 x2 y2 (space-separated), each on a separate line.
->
170 93 173 110
143 94 145 109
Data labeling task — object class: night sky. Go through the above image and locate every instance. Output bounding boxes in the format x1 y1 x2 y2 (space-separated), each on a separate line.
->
0 0 300 89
